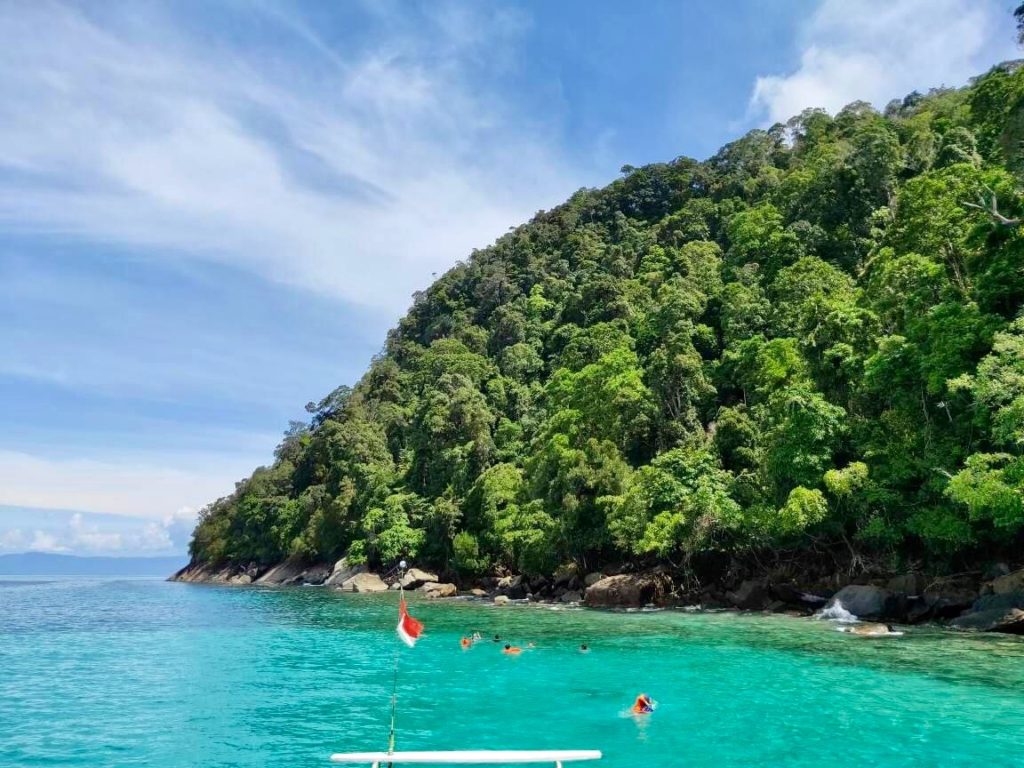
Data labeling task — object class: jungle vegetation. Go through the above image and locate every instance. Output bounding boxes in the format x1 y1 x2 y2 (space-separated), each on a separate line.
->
189 58 1024 579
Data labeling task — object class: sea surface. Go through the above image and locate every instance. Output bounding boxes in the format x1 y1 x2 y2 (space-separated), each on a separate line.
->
2 577 1024 767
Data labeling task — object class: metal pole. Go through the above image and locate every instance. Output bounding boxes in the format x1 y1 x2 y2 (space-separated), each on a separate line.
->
386 561 408 768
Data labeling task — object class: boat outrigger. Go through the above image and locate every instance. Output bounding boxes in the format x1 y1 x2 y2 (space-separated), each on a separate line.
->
329 562 602 768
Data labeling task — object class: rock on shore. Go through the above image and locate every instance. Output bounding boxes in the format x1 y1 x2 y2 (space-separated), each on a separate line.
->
584 572 671 608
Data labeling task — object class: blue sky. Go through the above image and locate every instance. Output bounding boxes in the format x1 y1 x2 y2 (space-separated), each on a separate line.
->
0 0 1018 556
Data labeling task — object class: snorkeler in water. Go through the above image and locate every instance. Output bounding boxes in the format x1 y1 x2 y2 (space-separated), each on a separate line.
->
502 643 522 655
460 636 472 649
630 693 654 714
579 643 589 653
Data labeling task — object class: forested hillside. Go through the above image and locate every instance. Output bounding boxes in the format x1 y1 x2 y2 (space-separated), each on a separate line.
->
190 61 1024 581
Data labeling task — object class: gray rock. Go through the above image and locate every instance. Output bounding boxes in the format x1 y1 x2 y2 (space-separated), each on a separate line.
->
254 556 308 585
583 572 606 588
229 573 252 585
301 563 331 585
584 572 670 608
972 592 1024 612
887 573 925 595
401 568 438 590
991 569 1024 595
983 562 1011 580
950 608 1024 633
727 579 769 610
422 582 457 599
493 595 511 605
770 583 829 611
338 572 388 593
552 564 578 588
324 557 366 587
827 585 900 620
469 588 488 598
497 575 527 599
559 590 582 603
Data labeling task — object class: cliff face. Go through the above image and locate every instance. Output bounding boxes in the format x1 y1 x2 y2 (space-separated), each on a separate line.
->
188 62 1024 583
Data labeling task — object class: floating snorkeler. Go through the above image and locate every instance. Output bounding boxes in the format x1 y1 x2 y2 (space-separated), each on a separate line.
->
630 693 654 714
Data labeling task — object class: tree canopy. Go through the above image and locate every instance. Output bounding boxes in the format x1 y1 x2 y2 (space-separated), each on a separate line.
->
190 57 1024 578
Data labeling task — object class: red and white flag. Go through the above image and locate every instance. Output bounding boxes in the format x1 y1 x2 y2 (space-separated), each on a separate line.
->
396 593 424 648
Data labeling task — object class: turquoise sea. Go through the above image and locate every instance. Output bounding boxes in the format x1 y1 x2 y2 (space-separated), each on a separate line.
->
2 577 1024 767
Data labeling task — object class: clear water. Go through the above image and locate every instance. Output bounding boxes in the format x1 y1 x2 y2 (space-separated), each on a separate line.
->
2 578 1024 768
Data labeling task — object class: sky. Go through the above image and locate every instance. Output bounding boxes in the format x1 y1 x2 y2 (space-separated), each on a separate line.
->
1 0 1019 557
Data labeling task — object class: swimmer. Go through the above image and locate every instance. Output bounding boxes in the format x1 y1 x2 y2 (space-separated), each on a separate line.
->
527 642 536 649
579 643 589 653
471 632 482 642
460 636 472 649
502 643 522 655
493 634 502 642
630 693 654 714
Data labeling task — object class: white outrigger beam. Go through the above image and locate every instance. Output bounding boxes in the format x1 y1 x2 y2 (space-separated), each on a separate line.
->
330 749 602 766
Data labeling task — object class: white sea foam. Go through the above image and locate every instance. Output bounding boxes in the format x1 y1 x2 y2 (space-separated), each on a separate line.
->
814 599 858 623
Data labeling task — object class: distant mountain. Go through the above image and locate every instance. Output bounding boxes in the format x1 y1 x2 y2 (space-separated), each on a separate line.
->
0 552 189 576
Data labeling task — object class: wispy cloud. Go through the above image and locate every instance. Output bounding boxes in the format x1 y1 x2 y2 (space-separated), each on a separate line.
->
0 450 256 520
0 506 197 555
748 0 1018 124
0 1 584 314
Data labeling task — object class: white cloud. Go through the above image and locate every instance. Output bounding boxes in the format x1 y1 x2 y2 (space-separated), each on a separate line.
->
0 506 199 555
749 0 1019 124
29 531 68 553
0 450 255 521
0 2 584 315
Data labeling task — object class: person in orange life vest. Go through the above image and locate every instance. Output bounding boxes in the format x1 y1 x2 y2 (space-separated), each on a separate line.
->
630 693 654 714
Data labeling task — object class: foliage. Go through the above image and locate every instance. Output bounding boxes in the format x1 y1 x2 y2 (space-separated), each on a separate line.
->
189 54 1024 574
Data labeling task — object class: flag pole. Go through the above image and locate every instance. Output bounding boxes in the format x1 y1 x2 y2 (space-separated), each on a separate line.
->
387 560 408 765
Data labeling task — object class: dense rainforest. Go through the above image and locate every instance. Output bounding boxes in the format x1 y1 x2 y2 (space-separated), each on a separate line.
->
189 59 1024 583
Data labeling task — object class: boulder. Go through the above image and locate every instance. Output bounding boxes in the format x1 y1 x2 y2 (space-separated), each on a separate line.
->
559 590 582 604
770 583 829 611
338 572 388 593
827 585 901 620
255 555 309 585
887 573 925 595
552 564 578 588
529 575 553 594
950 608 1024 633
400 568 438 590
919 584 978 621
972 592 1024 613
301 563 331 585
983 562 1011 580
584 572 670 608
229 573 252 585
583 572 606 588
726 579 769 610
493 595 511 605
469 588 488 598
324 557 366 587
422 582 457 599
991 569 1024 595
497 575 527 600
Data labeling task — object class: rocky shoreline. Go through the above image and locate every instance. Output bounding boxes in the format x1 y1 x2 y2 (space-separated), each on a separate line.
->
170 557 1024 635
